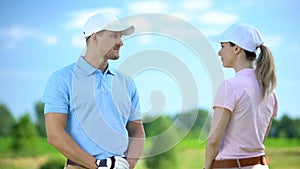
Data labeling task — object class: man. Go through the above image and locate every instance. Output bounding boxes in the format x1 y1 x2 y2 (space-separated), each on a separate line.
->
43 12 145 169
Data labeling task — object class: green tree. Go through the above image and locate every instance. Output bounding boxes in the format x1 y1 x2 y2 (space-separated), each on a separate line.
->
11 113 39 155
174 109 211 138
278 114 297 138
269 118 279 138
0 104 15 137
35 101 46 137
294 118 300 138
144 116 179 169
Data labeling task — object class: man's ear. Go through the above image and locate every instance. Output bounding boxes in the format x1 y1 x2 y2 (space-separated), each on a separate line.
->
90 33 97 42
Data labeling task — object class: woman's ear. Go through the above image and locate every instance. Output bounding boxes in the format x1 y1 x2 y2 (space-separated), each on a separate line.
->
234 45 242 55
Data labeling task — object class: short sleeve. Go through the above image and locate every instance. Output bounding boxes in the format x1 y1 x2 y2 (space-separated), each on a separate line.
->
272 92 278 118
213 80 236 112
128 79 142 121
42 71 70 114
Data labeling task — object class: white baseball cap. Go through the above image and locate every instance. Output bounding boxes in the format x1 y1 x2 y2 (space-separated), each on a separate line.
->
82 12 134 38
210 23 263 52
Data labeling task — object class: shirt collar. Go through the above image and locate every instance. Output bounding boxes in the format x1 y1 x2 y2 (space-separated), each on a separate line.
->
106 66 116 75
236 68 255 76
76 56 116 76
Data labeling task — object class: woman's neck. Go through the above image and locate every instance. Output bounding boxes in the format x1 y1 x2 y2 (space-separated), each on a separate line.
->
234 57 253 72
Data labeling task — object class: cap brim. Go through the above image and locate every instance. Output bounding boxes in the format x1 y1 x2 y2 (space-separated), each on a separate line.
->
209 35 230 43
104 25 135 35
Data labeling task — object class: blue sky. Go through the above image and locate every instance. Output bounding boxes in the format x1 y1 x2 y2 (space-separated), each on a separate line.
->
0 0 299 120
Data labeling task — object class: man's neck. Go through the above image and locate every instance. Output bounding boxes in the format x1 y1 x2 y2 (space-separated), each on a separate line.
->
84 54 108 74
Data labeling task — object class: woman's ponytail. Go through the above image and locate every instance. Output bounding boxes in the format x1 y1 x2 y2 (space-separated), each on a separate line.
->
255 45 277 99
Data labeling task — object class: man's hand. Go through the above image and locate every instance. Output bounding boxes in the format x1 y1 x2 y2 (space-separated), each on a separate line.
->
115 156 130 169
96 156 130 169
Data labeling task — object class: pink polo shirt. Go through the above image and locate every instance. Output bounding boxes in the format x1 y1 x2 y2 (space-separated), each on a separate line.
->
213 68 278 160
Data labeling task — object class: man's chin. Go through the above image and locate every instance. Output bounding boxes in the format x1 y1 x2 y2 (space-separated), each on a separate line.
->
110 56 119 60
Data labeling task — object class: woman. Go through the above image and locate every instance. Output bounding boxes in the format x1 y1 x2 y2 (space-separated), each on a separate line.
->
204 23 278 169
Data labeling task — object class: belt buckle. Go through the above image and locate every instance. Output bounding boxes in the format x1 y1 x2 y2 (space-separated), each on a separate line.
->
261 156 269 165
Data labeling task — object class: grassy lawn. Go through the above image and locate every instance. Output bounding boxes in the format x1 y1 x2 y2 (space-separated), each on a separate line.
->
0 137 65 169
137 138 300 169
0 137 299 169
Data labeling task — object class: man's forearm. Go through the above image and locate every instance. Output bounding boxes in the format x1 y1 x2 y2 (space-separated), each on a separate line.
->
126 120 145 168
48 131 97 168
126 136 145 168
45 113 97 169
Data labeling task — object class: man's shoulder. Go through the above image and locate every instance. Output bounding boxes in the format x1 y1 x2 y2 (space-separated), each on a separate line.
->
48 63 76 83
59 63 76 73
53 63 76 76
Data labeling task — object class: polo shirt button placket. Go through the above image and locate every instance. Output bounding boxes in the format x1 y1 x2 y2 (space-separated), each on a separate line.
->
96 70 103 92
101 72 112 93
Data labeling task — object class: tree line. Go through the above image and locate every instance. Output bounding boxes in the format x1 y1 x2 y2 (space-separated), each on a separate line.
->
1 102 299 169
1 102 300 139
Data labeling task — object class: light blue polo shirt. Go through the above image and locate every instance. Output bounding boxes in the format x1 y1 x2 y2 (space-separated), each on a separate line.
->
43 56 142 159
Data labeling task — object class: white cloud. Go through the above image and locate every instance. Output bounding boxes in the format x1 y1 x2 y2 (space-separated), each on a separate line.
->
170 12 190 21
182 0 212 11
45 35 58 45
199 11 238 26
0 26 58 49
64 7 121 30
0 26 26 49
128 1 169 13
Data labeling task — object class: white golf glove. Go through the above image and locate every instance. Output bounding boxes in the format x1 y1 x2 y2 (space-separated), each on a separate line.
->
96 156 129 169
114 156 130 169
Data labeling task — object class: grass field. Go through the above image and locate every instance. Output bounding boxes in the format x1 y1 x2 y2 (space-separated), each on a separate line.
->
135 138 300 169
0 137 299 169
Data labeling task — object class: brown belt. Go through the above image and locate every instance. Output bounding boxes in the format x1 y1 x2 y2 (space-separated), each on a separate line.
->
213 156 269 168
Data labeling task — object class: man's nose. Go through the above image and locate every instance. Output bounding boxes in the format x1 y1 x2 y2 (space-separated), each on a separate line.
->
117 39 123 46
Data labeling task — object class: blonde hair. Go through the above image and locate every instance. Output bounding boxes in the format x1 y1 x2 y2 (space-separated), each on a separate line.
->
230 42 277 99
255 45 277 99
